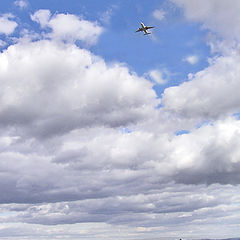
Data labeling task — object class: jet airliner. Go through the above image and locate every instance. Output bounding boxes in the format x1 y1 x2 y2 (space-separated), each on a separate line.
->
135 22 154 35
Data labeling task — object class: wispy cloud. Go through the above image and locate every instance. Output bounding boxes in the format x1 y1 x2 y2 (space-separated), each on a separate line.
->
14 0 28 9
99 5 118 25
152 9 166 21
0 39 6 47
183 55 199 64
147 69 169 85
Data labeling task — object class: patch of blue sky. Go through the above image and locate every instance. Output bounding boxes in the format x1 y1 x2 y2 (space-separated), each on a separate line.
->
0 34 15 53
155 103 162 109
24 0 120 20
174 129 190 136
0 2 33 48
0 0 13 11
232 112 240 120
90 0 211 97
120 127 132 134
195 120 213 129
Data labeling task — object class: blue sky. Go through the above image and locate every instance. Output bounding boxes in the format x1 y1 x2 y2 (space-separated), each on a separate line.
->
1 0 240 240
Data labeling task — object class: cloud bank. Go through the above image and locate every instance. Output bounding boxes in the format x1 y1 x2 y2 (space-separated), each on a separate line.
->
1 2 240 239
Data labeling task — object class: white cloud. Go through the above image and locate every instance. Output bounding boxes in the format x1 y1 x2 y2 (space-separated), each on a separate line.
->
100 9 112 25
30 9 51 28
2 3 240 238
1 36 240 233
31 10 103 45
0 15 17 35
172 0 240 41
14 0 28 9
162 50 240 120
148 69 168 85
169 117 240 185
152 9 165 21
183 55 199 64
1 117 240 236
0 40 157 138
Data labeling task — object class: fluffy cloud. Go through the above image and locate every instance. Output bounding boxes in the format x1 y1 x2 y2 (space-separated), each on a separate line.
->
0 40 157 138
1 35 240 233
30 9 50 28
54 117 240 187
1 3 240 238
0 14 18 35
31 10 103 45
1 112 240 206
171 118 240 185
162 50 240 119
172 0 240 41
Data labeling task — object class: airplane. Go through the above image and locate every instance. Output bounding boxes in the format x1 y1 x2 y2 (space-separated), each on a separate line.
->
135 22 154 35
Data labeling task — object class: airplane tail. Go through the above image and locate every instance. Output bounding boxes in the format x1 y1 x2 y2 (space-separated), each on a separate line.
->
144 32 151 35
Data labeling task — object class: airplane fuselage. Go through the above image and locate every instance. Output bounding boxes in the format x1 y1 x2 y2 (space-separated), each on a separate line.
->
140 22 146 28
136 22 154 35
141 22 151 35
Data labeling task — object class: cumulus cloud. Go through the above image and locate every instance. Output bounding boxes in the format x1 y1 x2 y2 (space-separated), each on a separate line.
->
1 34 240 232
172 0 240 41
171 117 240 185
52 117 240 187
0 14 18 35
31 10 103 45
0 40 157 138
30 9 51 28
1 2 240 238
162 50 240 119
1 112 240 208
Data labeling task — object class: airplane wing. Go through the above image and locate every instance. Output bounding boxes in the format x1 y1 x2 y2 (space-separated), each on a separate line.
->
136 28 143 32
145 26 154 30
